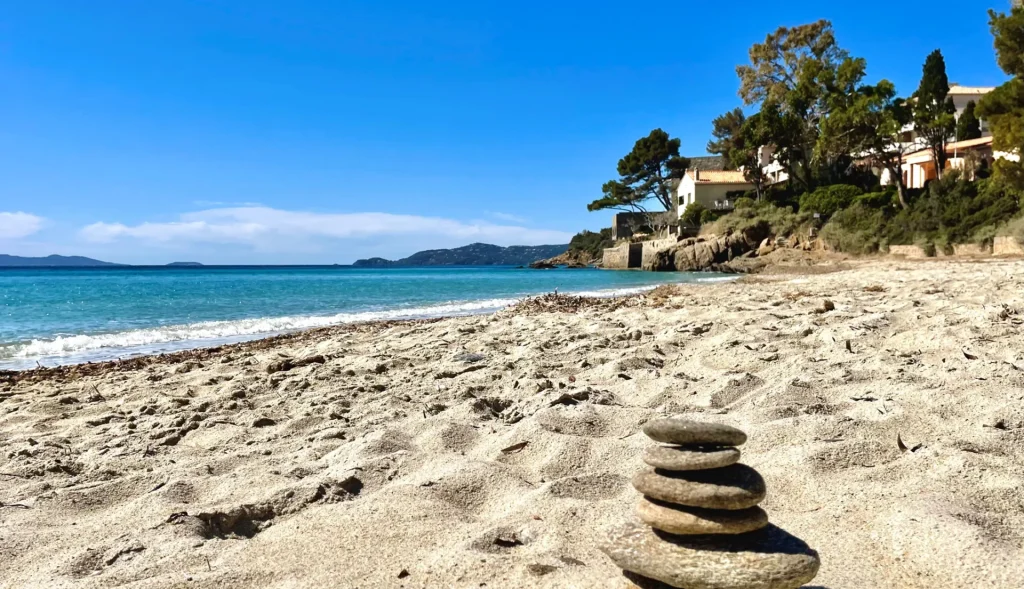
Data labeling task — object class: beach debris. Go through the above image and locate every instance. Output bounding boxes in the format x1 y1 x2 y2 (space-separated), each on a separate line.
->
251 417 277 428
454 352 486 364
600 418 820 589
501 441 529 454
962 349 978 360
266 354 325 374
527 564 558 576
397 569 410 579
819 299 835 313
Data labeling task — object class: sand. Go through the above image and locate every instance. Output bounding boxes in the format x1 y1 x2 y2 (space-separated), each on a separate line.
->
2 257 1023 589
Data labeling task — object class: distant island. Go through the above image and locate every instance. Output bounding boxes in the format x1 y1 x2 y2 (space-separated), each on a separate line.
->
353 243 569 267
167 262 204 267
0 254 122 267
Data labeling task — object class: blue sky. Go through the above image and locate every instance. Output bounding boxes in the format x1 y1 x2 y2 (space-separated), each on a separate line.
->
0 1 1012 264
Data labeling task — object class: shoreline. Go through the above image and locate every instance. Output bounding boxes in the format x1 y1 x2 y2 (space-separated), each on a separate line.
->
2 257 1022 588
0 274 740 374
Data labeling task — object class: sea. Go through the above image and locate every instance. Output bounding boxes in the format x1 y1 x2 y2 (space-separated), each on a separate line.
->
0 266 734 370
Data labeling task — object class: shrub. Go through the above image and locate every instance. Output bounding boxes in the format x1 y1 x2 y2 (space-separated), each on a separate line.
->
681 203 707 227
733 197 756 210
704 203 813 238
798 184 864 217
822 173 1022 251
568 228 614 258
820 202 890 254
854 189 896 210
699 208 718 225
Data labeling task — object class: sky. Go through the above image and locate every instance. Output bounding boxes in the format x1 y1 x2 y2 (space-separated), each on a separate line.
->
0 1 1013 264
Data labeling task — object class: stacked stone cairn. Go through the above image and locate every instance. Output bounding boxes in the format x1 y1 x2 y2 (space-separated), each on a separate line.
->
600 418 820 589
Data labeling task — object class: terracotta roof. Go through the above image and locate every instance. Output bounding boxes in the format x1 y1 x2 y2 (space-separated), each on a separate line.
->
686 170 750 184
948 85 995 96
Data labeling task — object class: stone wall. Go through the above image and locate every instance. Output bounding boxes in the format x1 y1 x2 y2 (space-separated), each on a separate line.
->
641 237 680 269
994 236 1024 256
611 213 650 241
887 245 929 258
602 242 643 269
952 243 990 256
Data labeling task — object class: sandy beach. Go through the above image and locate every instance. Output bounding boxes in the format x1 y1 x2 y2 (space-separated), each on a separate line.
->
2 257 1023 589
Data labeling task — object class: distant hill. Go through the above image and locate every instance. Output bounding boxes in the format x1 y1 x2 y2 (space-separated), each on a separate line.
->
167 262 204 267
353 243 569 267
0 254 122 267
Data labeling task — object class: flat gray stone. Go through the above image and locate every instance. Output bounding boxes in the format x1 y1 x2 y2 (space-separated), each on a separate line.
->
643 419 747 446
632 464 766 510
643 445 741 471
600 521 820 589
637 498 768 535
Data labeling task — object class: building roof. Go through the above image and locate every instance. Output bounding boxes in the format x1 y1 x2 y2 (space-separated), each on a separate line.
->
686 170 751 184
687 155 727 171
948 85 995 96
903 136 994 163
946 136 994 150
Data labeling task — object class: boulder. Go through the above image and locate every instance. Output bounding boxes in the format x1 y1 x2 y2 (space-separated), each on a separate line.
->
644 225 769 272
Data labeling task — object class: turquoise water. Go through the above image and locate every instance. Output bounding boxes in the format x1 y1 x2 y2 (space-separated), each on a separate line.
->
0 266 730 370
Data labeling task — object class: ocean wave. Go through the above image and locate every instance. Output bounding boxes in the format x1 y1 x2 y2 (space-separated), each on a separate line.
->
0 297 519 362
0 282 702 368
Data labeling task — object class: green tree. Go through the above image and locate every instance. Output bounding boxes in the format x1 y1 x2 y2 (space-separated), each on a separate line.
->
680 202 708 227
978 7 1024 186
707 108 746 169
734 112 774 201
736 20 865 192
912 50 957 179
956 100 982 141
588 129 690 215
820 80 914 208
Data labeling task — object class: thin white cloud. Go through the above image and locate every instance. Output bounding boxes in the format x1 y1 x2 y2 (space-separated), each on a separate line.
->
80 206 571 247
487 211 530 224
192 200 263 207
0 212 45 240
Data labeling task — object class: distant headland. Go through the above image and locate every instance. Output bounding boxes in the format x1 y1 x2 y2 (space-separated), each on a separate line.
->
0 254 122 267
352 243 569 267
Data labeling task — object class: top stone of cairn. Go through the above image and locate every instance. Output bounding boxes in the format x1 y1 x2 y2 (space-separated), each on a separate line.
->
643 418 747 447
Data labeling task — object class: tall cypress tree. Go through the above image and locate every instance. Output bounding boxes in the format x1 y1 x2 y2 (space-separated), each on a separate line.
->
913 50 957 178
956 101 982 141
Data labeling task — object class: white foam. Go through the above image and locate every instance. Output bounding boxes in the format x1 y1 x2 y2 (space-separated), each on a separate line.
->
0 280 711 369
0 297 520 366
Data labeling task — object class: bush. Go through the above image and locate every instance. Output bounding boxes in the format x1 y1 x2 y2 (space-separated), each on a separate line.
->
568 228 614 258
733 197 756 210
822 173 1023 252
699 208 719 225
704 203 813 238
798 184 864 217
820 202 890 254
854 189 897 210
680 203 707 227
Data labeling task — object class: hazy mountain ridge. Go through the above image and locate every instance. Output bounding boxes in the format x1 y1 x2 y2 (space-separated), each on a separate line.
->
353 243 569 267
0 254 122 267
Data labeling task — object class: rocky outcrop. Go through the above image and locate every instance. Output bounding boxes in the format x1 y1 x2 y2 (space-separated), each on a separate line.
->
643 225 769 272
532 249 597 269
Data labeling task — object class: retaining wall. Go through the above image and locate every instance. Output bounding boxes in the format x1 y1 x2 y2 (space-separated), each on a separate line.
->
887 245 929 258
994 236 1024 256
641 238 680 269
602 243 643 269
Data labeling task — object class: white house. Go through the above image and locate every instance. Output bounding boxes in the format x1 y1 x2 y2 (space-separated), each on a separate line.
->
676 169 754 216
